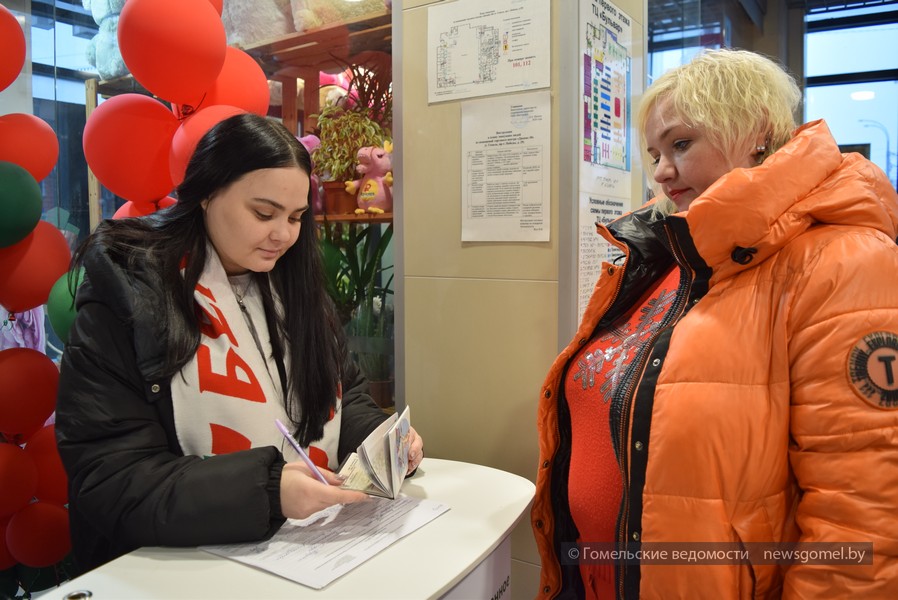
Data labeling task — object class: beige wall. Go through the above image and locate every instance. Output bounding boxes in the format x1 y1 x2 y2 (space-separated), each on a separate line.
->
396 0 645 596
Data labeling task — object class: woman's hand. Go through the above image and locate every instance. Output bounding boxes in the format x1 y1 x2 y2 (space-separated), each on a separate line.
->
279 462 368 520
406 426 424 474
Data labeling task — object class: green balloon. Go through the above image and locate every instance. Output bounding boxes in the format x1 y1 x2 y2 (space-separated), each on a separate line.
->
0 160 42 248
47 268 84 344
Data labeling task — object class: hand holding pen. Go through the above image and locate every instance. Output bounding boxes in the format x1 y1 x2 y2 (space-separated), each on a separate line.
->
275 419 369 520
275 419 329 485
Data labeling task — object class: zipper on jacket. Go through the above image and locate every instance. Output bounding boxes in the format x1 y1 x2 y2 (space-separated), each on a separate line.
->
614 222 695 599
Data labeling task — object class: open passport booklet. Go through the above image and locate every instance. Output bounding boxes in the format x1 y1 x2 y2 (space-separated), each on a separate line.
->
337 405 411 499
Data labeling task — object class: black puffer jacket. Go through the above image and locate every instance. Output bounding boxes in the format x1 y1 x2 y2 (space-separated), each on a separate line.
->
56 243 389 574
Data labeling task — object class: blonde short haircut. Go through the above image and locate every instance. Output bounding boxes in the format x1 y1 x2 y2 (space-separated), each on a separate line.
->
637 49 801 212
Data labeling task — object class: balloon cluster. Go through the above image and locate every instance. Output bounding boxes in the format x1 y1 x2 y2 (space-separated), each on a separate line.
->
83 0 270 219
0 5 75 579
0 10 72 321
0 380 69 570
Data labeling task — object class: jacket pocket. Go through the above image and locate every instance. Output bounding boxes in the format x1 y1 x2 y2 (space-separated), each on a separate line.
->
731 503 790 599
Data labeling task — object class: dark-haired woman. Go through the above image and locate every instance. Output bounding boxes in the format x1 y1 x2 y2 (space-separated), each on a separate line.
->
56 113 423 574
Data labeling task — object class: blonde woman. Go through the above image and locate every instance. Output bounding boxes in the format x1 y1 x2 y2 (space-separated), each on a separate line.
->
533 49 898 598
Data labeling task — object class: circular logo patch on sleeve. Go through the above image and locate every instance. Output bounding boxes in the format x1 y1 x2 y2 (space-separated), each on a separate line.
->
848 331 898 409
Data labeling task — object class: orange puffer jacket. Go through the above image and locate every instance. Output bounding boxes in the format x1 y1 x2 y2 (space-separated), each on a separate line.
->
533 120 898 599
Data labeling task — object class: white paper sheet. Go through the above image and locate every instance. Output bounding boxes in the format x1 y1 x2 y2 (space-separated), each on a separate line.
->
202 496 449 590
461 90 551 242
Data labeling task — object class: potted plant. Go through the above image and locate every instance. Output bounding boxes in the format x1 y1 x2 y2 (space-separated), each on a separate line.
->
313 105 390 215
312 52 392 216
320 222 395 408
320 221 393 325
346 285 394 409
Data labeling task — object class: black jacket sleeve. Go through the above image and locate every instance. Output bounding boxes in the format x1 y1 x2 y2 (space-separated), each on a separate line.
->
56 282 285 573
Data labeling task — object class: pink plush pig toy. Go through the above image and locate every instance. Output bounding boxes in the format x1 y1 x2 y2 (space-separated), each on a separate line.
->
298 134 324 214
346 141 393 214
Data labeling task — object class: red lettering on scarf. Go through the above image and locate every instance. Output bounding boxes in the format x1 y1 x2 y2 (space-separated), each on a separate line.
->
209 423 252 454
308 446 329 469
196 344 266 403
195 283 238 345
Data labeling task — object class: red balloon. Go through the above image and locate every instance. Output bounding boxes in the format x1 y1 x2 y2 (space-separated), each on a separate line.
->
112 195 178 220
5 501 71 567
24 425 67 505
208 0 223 16
83 94 179 203
169 105 245 187
203 47 270 116
158 195 177 209
0 221 71 313
0 349 59 438
0 4 25 92
113 200 154 220
118 0 227 105
0 443 37 518
0 517 15 569
0 114 58 183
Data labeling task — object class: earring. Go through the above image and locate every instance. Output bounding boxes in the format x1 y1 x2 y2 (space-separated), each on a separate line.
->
755 142 769 164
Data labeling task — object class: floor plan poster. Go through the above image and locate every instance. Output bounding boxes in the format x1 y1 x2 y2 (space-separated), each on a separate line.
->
427 0 550 103
579 0 633 198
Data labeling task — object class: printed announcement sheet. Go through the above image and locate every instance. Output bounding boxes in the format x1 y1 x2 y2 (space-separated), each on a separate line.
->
461 90 550 242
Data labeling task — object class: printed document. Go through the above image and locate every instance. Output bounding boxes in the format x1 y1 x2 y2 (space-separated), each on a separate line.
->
203 495 449 589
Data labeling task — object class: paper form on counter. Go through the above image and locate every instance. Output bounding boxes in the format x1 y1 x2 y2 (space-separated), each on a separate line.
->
202 495 449 590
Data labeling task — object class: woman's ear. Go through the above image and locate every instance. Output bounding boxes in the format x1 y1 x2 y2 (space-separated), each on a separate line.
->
754 132 772 162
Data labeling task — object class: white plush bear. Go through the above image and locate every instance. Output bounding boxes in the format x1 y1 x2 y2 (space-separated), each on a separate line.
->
290 0 388 32
221 0 295 47
82 0 128 80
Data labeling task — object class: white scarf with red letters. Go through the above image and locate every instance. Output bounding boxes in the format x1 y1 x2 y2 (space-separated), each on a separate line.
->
170 246 341 470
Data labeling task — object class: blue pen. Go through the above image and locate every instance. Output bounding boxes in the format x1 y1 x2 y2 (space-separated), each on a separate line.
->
275 418 330 486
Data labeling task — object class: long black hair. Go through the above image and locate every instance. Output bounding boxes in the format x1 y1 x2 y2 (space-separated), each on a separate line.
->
71 113 344 446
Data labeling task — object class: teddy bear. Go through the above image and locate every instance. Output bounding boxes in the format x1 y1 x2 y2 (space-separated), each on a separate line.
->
290 0 390 32
221 0 295 47
82 0 128 81
346 141 393 215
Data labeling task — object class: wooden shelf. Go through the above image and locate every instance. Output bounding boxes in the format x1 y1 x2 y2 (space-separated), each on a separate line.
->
315 212 393 224
242 10 391 135
94 74 152 99
242 11 392 76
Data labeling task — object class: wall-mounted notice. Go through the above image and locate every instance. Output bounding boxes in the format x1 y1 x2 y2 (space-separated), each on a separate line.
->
427 0 550 103
577 193 626 317
578 0 635 321
461 90 550 242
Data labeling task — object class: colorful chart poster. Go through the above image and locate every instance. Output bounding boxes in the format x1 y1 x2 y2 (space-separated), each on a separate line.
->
579 0 633 196
577 0 636 321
